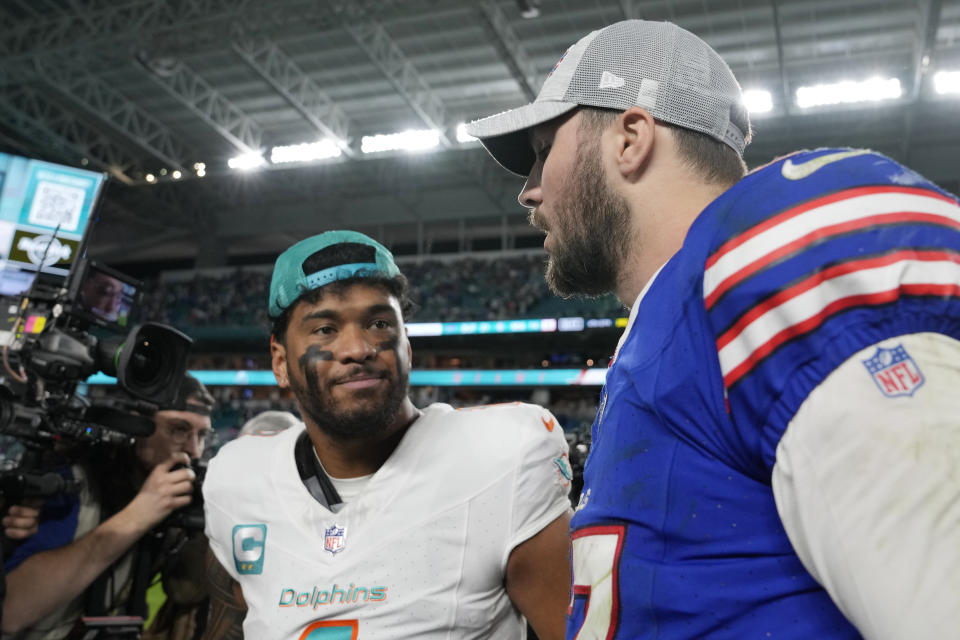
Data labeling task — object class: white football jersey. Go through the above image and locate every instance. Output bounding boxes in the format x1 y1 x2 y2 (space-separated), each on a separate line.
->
204 402 572 639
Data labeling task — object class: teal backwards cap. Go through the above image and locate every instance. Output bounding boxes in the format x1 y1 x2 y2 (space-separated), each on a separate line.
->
268 230 401 317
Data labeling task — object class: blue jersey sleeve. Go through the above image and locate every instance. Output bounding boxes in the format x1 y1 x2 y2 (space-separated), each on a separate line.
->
699 149 960 471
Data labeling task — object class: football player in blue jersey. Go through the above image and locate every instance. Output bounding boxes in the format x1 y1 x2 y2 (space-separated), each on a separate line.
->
468 19 960 640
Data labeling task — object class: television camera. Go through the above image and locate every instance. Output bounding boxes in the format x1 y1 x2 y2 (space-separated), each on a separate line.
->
0 257 193 504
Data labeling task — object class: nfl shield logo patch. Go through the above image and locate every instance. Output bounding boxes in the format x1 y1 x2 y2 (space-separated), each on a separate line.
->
862 344 925 398
324 524 346 555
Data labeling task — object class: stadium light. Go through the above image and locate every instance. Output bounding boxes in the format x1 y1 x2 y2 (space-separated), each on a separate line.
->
456 123 478 143
270 139 342 164
742 89 773 114
796 76 902 109
227 152 265 170
171 170 182 179
145 173 156 183
934 70 960 95
361 129 440 154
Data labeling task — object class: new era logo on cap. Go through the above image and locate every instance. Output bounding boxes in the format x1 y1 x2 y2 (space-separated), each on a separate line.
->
599 71 625 89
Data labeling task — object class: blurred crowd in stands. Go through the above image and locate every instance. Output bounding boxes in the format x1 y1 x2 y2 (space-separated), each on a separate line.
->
402 255 548 320
140 269 272 330
139 253 623 329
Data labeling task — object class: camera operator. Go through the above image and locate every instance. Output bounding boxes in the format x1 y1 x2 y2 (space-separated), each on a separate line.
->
1 374 214 639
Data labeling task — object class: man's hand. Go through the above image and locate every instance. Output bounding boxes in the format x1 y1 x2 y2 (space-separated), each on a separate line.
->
124 452 195 531
2 502 42 540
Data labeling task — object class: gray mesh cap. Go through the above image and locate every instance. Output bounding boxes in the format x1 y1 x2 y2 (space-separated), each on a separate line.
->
466 20 751 176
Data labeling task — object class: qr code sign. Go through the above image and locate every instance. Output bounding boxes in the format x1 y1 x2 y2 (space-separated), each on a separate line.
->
27 181 85 231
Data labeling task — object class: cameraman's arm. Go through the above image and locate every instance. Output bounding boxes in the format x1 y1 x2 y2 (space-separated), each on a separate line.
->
202 545 246 639
2 453 194 633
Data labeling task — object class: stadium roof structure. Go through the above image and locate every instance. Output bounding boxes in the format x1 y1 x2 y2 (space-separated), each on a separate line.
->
1 0 958 267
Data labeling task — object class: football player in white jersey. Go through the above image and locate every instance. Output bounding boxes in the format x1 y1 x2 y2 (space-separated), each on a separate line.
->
202 231 573 639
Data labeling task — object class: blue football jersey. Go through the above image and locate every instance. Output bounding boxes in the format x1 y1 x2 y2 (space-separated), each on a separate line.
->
568 149 960 639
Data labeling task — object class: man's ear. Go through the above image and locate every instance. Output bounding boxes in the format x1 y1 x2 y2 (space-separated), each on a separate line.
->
614 106 657 178
270 335 289 388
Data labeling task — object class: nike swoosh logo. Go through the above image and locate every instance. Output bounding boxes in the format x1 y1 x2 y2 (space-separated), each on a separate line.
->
781 149 870 180
541 416 556 432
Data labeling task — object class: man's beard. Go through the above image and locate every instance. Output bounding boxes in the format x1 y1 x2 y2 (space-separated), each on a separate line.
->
289 365 410 441
539 141 632 297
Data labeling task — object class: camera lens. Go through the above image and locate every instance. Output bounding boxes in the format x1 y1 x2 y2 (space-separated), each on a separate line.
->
111 323 192 405
126 338 161 387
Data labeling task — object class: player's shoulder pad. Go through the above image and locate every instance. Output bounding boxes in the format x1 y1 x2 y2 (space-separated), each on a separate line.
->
451 400 561 427
204 423 303 499
430 401 567 452
777 147 940 188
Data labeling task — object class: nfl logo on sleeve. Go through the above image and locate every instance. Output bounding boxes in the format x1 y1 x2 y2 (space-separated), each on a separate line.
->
232 524 267 575
861 344 925 398
324 524 347 555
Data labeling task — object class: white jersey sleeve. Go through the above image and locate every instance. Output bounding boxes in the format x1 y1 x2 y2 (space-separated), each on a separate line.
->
772 332 960 640
203 426 305 584
503 406 573 550
203 440 239 583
